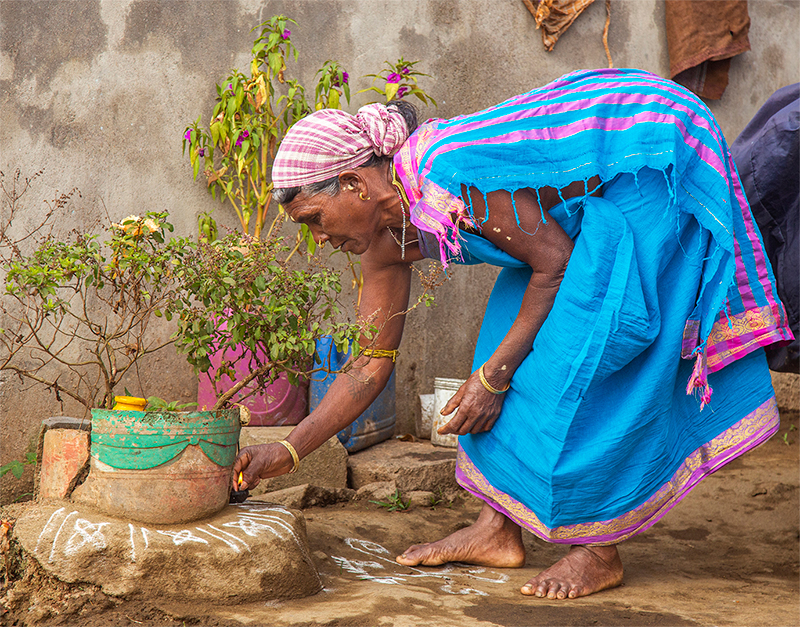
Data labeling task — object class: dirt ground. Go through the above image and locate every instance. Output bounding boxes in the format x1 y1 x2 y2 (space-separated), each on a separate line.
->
2 400 798 626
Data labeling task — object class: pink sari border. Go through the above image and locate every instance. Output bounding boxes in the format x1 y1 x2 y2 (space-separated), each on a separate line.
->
682 303 793 372
455 396 779 546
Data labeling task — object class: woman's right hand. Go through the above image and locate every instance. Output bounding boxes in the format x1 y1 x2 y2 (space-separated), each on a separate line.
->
231 443 295 490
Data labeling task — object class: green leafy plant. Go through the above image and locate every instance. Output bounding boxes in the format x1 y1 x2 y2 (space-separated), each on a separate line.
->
0 195 371 413
428 487 451 509
782 423 796 445
145 397 198 412
0 210 191 411
179 17 439 407
314 60 350 111
183 16 350 241
370 489 410 512
0 451 36 480
172 227 371 409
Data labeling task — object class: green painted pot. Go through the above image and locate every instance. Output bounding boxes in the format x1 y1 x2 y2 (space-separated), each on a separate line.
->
90 408 240 470
71 408 241 524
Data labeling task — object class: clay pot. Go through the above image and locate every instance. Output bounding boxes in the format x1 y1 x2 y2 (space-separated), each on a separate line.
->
71 408 240 524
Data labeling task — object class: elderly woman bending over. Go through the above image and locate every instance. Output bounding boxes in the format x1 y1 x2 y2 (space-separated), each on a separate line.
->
234 68 792 599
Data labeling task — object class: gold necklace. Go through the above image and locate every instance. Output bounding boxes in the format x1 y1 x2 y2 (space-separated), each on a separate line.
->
388 163 413 260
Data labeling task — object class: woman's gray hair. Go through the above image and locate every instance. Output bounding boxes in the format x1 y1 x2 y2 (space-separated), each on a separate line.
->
272 100 419 206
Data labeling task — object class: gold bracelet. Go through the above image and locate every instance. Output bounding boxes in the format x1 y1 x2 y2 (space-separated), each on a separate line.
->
276 440 300 474
361 348 398 362
478 363 510 394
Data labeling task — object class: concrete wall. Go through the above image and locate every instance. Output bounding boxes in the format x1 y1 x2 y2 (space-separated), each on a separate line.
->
1 0 798 502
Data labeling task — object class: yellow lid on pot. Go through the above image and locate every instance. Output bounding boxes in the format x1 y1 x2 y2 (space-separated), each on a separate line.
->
113 396 148 411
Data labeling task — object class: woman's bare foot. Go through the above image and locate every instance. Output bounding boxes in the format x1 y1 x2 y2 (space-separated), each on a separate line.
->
396 504 526 568
521 544 623 599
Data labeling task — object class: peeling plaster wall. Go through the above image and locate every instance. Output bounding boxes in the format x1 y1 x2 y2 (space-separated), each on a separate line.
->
1 0 798 502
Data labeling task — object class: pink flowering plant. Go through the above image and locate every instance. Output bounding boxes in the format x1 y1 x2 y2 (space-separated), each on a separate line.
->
183 16 347 240
360 58 437 105
314 61 350 111
178 17 440 406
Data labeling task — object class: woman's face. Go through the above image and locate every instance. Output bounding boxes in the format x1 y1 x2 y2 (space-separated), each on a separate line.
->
285 188 382 255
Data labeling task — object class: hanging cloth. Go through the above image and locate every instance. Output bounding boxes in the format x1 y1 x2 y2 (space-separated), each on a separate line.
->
665 0 751 100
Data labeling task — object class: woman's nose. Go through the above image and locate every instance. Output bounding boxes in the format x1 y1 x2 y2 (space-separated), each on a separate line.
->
310 225 329 246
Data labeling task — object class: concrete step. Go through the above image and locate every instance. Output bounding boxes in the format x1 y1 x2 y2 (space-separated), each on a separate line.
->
239 427 348 495
347 439 458 494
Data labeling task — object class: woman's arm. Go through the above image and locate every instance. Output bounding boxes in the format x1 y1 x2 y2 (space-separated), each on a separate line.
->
437 186 574 435
233 228 420 488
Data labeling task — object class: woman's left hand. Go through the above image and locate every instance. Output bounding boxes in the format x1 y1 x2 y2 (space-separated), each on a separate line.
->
436 369 507 435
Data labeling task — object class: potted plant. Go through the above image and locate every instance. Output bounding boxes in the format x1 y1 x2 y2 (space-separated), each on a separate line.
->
0 206 242 523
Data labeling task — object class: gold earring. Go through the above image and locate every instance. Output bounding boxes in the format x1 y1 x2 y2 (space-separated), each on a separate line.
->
347 184 356 191
359 191 370 201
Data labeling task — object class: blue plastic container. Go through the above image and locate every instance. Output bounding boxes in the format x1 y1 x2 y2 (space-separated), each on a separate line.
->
309 336 396 453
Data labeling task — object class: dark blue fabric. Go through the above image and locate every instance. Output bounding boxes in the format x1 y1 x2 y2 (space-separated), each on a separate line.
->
731 84 799 371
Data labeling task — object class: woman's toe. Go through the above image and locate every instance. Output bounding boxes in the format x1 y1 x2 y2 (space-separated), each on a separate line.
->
396 543 429 565
520 583 535 596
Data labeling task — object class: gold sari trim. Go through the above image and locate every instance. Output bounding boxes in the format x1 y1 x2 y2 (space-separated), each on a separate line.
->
457 396 779 545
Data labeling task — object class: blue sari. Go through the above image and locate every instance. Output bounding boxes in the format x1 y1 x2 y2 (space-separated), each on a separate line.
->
395 69 790 543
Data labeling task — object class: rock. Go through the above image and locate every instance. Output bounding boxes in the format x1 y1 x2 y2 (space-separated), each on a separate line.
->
249 484 354 509
406 490 436 509
38 430 90 500
13 501 321 603
33 417 91 498
240 427 348 495
347 439 458 493
355 481 397 502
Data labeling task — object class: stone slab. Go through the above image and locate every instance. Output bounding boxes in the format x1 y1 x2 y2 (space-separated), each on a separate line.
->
38 430 90 500
240 426 348 494
40 417 92 431
13 501 321 603
249 484 355 509
355 481 397 502
347 439 459 493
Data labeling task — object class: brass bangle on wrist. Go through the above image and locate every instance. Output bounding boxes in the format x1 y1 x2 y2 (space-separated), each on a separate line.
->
276 439 300 474
478 363 510 394
361 348 398 362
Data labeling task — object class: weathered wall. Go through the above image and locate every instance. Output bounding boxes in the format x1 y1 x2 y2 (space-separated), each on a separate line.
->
1 0 798 502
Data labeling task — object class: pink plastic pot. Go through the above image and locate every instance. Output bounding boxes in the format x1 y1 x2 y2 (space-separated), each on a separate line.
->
197 341 308 426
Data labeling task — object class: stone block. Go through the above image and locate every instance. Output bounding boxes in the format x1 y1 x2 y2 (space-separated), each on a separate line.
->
38 430 90 500
239 426 348 495
354 481 397 502
347 439 458 493
406 490 436 509
250 484 355 509
14 501 321 603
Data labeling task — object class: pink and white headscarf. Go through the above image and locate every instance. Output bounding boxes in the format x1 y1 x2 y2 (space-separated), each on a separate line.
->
272 103 410 188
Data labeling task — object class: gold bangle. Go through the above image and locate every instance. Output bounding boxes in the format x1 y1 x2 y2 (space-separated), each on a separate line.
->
478 363 510 394
276 440 300 474
361 348 398 362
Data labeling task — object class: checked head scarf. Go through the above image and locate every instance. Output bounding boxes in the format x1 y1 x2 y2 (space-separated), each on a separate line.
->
272 103 410 188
